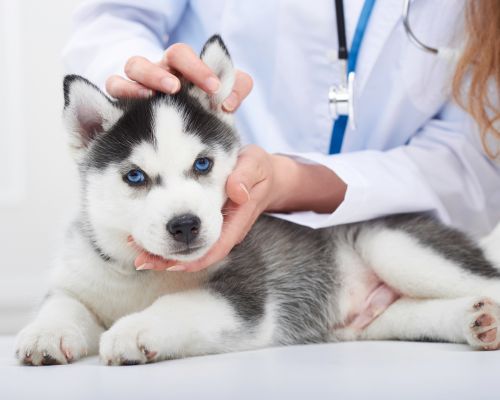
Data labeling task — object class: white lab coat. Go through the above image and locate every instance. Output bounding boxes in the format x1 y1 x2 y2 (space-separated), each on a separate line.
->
63 0 500 237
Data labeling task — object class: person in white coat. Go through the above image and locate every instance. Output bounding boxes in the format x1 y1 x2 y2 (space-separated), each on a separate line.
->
63 0 500 272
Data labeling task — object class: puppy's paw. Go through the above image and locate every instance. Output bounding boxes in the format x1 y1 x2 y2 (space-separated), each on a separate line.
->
100 314 167 366
15 321 88 365
464 298 500 350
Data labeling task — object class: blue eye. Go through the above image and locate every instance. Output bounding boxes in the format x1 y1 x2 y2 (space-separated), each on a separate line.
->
125 169 147 185
193 157 213 174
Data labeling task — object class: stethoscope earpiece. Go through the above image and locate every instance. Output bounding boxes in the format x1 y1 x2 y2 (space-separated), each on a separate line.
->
402 0 460 62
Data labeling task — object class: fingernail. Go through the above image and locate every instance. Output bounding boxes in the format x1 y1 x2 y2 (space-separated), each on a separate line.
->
239 183 251 201
139 88 153 98
161 77 179 93
205 76 220 93
166 265 186 272
222 92 238 111
136 263 154 271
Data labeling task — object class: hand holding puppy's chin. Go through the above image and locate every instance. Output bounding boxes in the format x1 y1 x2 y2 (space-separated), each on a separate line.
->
128 237 209 272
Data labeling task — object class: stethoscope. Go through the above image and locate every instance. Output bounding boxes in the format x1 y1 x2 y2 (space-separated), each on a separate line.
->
402 0 459 62
328 0 459 154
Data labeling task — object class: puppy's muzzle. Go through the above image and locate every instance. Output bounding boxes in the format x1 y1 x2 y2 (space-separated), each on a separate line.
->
167 214 201 245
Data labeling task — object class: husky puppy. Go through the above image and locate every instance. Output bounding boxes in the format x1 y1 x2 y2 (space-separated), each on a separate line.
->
16 36 500 366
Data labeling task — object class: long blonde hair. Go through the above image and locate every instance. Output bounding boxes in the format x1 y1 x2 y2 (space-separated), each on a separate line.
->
452 0 500 159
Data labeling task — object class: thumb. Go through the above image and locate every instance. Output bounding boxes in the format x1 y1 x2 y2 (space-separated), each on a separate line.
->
225 146 268 205
226 176 251 205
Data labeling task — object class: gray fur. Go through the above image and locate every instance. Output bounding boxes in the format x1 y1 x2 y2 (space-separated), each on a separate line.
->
381 214 500 278
208 216 339 344
207 213 500 346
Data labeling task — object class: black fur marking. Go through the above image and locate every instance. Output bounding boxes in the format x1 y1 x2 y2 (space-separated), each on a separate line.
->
154 175 163 186
82 92 234 171
168 90 237 152
63 75 96 107
64 75 122 147
207 240 267 324
382 214 500 278
208 215 338 343
65 74 236 171
73 220 113 263
89 238 113 263
201 34 230 58
258 217 338 344
86 98 156 170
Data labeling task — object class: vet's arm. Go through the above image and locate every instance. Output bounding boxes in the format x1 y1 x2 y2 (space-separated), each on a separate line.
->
63 1 182 91
273 101 500 235
133 144 347 272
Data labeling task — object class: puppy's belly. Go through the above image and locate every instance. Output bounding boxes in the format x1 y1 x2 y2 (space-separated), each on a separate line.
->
343 280 400 329
335 250 400 330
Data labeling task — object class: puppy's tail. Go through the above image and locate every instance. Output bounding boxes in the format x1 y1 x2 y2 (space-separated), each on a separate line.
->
481 222 500 269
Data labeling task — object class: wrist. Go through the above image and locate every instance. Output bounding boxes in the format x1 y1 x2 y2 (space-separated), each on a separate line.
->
267 154 301 211
267 155 347 214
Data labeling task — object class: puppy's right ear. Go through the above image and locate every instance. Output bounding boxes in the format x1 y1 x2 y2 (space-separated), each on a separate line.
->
63 75 123 160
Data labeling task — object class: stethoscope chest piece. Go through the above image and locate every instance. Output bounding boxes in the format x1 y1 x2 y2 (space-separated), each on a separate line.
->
328 71 356 128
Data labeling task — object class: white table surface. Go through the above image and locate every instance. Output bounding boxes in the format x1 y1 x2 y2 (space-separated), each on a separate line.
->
1 335 500 400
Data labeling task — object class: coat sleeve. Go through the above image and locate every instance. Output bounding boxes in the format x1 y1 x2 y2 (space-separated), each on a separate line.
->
271 101 500 237
62 0 188 90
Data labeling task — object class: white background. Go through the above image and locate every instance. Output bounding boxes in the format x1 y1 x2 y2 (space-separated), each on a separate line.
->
0 0 83 333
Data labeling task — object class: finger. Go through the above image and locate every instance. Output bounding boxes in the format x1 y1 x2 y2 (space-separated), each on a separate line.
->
226 145 269 204
124 56 181 94
175 240 232 273
163 43 221 94
179 200 258 272
222 70 253 112
134 251 176 271
106 75 154 98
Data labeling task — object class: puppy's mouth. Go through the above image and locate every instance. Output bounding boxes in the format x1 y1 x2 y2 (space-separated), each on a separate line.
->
170 246 204 256
127 236 206 261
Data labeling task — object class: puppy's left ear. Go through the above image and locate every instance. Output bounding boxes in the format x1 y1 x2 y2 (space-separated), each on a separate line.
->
189 35 235 119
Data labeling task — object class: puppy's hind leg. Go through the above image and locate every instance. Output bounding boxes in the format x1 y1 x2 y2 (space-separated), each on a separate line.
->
356 218 500 300
349 296 500 350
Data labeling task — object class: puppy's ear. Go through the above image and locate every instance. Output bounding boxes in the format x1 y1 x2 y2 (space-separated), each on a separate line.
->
189 35 235 121
63 75 123 159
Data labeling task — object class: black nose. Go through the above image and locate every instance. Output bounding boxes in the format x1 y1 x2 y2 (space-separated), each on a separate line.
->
166 214 201 244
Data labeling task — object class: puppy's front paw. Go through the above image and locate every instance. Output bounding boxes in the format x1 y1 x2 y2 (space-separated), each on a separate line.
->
15 322 88 365
464 298 500 350
100 314 167 366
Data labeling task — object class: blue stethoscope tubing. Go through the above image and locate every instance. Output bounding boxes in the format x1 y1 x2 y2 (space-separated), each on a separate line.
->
329 0 376 154
329 0 460 154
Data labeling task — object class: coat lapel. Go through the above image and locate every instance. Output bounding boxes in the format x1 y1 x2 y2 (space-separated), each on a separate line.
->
355 0 403 93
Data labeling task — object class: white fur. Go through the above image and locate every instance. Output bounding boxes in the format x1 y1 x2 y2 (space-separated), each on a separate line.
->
99 290 242 364
63 79 123 161
189 38 235 124
332 225 500 345
357 227 489 298
481 222 500 268
359 296 500 349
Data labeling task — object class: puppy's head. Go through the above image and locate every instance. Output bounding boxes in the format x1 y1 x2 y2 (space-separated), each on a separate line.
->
63 36 239 262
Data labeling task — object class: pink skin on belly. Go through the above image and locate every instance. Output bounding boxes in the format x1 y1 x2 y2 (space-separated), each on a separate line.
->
338 267 401 331
345 283 401 330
